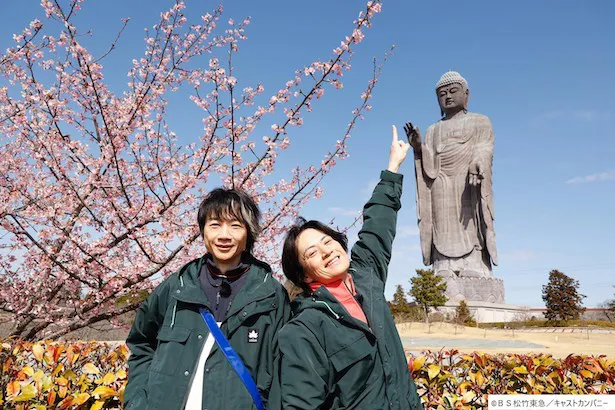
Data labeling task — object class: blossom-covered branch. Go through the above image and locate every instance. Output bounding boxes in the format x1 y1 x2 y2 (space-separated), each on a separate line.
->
0 0 384 339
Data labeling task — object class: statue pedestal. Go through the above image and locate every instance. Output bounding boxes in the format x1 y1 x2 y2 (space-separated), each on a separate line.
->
434 276 533 322
441 300 532 323
440 276 505 304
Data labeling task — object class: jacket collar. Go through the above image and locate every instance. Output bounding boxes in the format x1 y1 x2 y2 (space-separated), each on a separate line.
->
204 252 251 279
173 254 275 318
308 276 367 324
293 286 373 335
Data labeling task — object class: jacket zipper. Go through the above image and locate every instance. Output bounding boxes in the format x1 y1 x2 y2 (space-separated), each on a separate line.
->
313 300 340 319
171 277 185 328
170 301 177 328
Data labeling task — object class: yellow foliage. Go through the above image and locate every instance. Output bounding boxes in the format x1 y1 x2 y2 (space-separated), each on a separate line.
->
580 369 592 378
32 343 45 362
461 390 476 404
427 364 441 380
73 393 91 405
1 339 614 409
475 371 484 385
90 400 106 410
7 380 20 397
82 362 100 375
64 369 77 381
411 355 426 372
55 376 68 386
12 383 37 402
102 372 116 385
407 349 615 409
92 386 119 399
52 363 64 376
32 369 45 382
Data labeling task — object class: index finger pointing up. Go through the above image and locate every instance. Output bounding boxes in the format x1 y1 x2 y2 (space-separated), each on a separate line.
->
392 125 398 142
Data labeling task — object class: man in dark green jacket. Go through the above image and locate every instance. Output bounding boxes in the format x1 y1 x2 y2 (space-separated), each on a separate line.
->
124 189 290 410
276 126 423 409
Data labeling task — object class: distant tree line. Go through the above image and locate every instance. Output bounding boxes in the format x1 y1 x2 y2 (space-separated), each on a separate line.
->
389 267 613 325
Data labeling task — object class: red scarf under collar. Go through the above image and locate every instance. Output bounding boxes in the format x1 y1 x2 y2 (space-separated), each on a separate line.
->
309 275 367 324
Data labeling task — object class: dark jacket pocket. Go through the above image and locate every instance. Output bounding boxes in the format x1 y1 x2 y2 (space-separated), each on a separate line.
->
149 326 191 376
328 333 376 407
227 301 276 336
329 333 374 372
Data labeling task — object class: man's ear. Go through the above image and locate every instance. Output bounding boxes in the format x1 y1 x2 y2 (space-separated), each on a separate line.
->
464 89 470 111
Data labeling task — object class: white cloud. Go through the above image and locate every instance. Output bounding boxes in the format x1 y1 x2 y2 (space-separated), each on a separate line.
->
566 170 615 184
539 110 564 120
573 110 600 121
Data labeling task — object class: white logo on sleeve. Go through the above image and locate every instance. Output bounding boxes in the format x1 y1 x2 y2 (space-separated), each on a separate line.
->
248 329 259 343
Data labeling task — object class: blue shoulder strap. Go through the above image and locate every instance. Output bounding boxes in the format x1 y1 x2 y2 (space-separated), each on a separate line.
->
199 308 265 410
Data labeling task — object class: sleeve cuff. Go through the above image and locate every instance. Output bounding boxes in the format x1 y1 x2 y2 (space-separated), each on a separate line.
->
380 169 403 184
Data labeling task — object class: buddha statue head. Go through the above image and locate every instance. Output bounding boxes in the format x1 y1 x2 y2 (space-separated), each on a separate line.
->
436 71 470 118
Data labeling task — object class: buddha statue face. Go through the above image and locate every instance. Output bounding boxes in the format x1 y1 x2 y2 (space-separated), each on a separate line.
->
437 82 469 117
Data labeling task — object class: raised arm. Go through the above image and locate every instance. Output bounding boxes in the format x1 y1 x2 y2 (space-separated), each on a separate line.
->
388 125 411 174
350 126 409 283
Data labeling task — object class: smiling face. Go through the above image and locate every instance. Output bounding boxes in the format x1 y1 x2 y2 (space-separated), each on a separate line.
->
202 215 247 267
296 228 350 285
437 83 468 116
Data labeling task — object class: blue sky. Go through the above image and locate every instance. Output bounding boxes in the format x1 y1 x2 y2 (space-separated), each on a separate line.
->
2 1 614 308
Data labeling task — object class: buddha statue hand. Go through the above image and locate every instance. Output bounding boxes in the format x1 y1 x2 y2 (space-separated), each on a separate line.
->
469 160 484 186
404 121 421 153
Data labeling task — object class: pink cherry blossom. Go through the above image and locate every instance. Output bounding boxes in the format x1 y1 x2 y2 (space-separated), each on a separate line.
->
0 0 384 339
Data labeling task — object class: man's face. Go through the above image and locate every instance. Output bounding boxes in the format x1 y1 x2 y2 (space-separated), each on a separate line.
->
202 215 247 266
296 228 350 285
437 83 467 114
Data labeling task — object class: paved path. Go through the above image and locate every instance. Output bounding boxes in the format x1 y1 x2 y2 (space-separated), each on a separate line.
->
401 336 545 350
478 327 615 334
497 327 615 334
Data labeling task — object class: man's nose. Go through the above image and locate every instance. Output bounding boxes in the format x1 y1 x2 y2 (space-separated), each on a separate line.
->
219 225 232 238
321 246 333 259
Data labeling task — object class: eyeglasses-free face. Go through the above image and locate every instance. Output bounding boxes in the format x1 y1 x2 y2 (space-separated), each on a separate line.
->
202 217 248 267
296 228 350 285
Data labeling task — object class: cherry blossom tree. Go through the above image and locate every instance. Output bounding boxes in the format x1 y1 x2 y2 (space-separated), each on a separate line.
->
0 0 387 339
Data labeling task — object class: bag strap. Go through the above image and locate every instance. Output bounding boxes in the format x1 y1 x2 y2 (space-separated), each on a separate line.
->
199 308 265 410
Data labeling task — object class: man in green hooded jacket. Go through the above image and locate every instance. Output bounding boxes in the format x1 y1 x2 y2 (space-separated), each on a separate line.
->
275 126 423 409
124 188 290 410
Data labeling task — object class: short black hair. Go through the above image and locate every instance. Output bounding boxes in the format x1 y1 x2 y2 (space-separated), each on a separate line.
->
197 188 261 252
282 218 348 295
